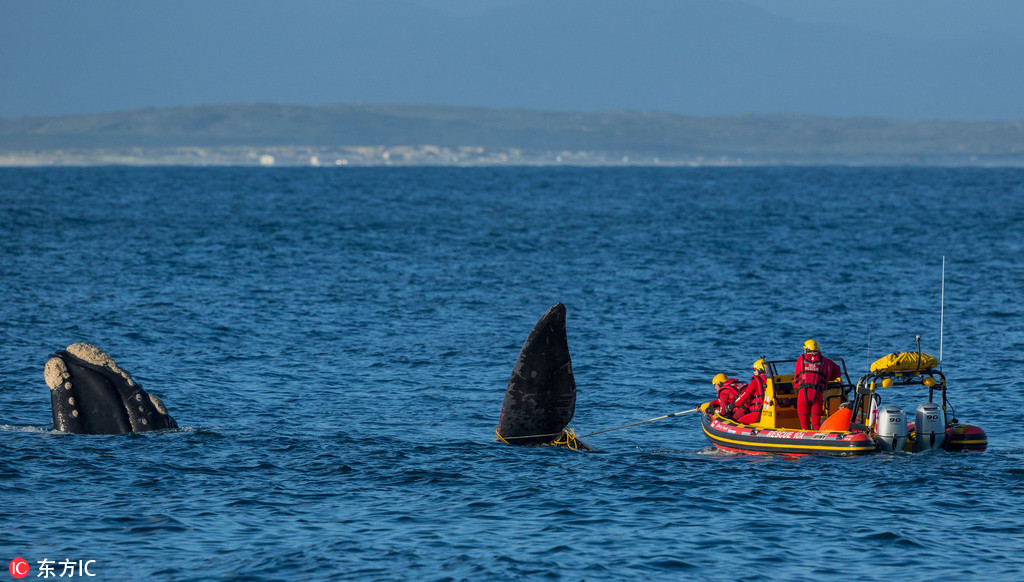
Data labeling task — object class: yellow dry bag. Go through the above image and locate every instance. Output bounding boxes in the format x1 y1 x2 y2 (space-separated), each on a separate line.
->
870 352 938 373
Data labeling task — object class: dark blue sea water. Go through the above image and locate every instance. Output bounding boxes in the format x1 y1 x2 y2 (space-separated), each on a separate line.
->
2 166 1023 581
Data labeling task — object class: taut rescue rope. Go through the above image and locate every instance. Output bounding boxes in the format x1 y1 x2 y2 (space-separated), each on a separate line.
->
494 407 702 446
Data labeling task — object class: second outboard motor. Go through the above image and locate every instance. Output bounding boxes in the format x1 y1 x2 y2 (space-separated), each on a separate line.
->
914 402 946 452
875 405 908 452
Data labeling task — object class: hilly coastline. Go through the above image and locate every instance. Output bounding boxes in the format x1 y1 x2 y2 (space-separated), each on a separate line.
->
2 103 1023 166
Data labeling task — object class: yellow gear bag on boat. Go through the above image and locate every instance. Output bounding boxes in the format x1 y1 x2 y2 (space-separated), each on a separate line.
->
870 352 938 373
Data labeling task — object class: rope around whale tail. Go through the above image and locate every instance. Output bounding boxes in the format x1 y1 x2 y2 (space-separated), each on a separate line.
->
494 427 590 451
495 406 704 451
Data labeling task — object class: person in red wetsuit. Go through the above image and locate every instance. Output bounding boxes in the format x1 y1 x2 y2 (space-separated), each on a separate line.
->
733 359 768 424
710 373 744 418
793 340 841 430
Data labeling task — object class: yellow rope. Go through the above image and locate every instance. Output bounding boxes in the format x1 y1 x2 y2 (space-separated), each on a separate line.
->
495 427 583 450
550 427 582 451
494 428 563 443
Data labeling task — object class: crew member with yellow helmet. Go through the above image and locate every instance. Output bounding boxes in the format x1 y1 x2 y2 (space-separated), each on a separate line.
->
709 373 744 418
733 359 768 424
793 340 841 430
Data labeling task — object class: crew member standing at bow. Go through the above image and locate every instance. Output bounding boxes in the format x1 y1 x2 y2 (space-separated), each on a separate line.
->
734 360 768 424
794 340 841 430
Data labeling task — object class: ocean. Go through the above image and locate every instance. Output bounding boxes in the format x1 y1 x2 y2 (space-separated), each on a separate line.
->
1 166 1023 581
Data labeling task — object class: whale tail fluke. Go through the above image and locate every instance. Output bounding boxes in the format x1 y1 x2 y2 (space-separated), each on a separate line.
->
496 304 590 450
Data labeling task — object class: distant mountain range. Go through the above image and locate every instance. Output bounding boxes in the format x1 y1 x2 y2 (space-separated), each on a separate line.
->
2 103 1023 166
3 0 1024 121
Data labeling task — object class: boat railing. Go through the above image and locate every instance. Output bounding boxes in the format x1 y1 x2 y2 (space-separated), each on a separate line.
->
766 358 856 394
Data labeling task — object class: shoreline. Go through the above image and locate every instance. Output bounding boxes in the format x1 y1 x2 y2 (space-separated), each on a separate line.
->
3 145 1023 168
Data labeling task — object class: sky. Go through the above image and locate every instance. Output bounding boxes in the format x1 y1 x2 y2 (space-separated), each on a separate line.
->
2 0 1023 121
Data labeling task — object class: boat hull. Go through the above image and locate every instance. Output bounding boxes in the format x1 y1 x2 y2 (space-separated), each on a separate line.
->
904 423 988 452
703 413 988 455
942 424 987 452
702 412 877 456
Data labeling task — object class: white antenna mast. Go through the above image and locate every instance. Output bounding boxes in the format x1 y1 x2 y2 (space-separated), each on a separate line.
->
867 324 871 371
939 256 945 371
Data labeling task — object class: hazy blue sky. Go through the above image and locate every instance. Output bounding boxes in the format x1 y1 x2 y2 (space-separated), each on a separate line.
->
2 0 1023 120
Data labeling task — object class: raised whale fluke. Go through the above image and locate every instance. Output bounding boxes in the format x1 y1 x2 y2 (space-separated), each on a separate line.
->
496 303 589 449
44 343 177 434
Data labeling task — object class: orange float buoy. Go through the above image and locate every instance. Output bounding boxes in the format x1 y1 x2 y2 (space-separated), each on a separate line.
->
819 406 853 432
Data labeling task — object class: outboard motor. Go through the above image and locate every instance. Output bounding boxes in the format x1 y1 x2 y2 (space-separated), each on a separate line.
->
914 402 946 452
875 405 908 452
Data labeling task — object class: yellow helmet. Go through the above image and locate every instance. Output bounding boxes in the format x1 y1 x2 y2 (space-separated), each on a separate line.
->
803 339 819 353
712 373 728 386
753 359 765 372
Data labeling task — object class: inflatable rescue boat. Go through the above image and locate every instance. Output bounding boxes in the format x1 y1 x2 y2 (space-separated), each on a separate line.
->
701 351 987 456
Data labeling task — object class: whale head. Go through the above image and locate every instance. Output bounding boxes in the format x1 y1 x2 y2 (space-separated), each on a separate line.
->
44 343 177 435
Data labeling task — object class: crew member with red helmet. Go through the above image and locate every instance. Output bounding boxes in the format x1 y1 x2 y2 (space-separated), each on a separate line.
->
710 373 744 418
734 359 768 424
794 340 841 430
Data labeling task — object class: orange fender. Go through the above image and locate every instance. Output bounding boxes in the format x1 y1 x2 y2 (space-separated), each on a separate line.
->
819 407 853 432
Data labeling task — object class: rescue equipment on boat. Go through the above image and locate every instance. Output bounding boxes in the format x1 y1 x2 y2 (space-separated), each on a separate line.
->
818 406 853 432
852 341 984 453
870 351 939 374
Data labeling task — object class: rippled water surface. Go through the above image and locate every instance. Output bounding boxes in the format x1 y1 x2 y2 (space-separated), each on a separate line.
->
2 167 1023 581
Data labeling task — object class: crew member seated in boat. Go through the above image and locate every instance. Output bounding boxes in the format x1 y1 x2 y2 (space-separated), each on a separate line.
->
710 373 744 418
794 339 841 430
733 359 767 424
